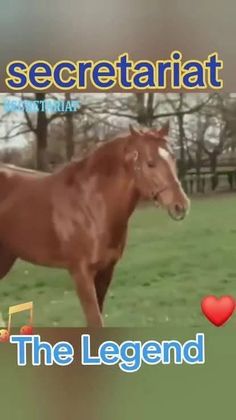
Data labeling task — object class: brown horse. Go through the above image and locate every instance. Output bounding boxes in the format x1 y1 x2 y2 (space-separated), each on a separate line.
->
0 123 190 327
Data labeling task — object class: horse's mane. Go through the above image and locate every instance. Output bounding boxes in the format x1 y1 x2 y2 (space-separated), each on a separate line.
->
88 136 129 173
60 134 130 183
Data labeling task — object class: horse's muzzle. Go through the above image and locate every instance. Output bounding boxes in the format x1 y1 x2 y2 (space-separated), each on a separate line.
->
168 204 188 221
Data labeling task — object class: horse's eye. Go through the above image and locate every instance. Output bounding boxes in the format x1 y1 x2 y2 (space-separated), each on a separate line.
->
147 161 155 168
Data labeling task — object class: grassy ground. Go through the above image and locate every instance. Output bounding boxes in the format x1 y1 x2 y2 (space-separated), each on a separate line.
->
1 194 236 327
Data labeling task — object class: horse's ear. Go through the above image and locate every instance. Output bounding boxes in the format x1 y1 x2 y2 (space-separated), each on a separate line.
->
129 124 139 136
158 121 170 138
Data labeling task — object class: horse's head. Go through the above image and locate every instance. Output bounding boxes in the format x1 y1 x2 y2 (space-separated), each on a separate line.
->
125 123 190 221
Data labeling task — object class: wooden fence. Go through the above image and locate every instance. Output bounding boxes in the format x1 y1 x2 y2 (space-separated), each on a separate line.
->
183 167 236 194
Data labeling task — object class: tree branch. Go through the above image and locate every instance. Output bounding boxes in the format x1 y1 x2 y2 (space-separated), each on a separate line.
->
0 128 32 140
21 94 37 133
47 104 86 124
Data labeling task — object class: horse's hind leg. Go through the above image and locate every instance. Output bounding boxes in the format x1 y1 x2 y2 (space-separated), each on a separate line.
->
0 245 16 279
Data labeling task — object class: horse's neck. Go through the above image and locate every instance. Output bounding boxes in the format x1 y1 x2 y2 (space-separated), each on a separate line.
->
63 138 126 179
91 139 139 218
66 139 140 221
87 138 126 176
108 170 139 216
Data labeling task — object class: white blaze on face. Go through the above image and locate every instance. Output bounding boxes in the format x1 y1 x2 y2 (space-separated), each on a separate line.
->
157 146 176 187
158 147 170 162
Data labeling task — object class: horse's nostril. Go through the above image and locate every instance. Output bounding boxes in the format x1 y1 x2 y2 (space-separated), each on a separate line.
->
168 204 186 221
168 202 188 221
174 204 182 214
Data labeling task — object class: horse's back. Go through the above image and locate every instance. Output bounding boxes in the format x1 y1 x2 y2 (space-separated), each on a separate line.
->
0 166 20 201
0 164 49 197
0 165 61 265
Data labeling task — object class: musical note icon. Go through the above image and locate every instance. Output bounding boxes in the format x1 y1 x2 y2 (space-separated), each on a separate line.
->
0 301 34 342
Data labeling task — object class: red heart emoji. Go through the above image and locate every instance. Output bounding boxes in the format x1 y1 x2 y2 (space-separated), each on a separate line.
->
201 295 235 327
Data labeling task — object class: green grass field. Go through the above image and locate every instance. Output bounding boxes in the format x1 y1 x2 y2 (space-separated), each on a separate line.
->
1 194 236 327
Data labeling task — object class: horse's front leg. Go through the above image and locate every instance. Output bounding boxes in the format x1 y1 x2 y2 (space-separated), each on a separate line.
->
95 263 115 313
70 264 103 327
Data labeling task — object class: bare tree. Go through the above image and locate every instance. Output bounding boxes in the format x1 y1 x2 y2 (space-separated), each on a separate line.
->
0 93 86 170
64 92 74 160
